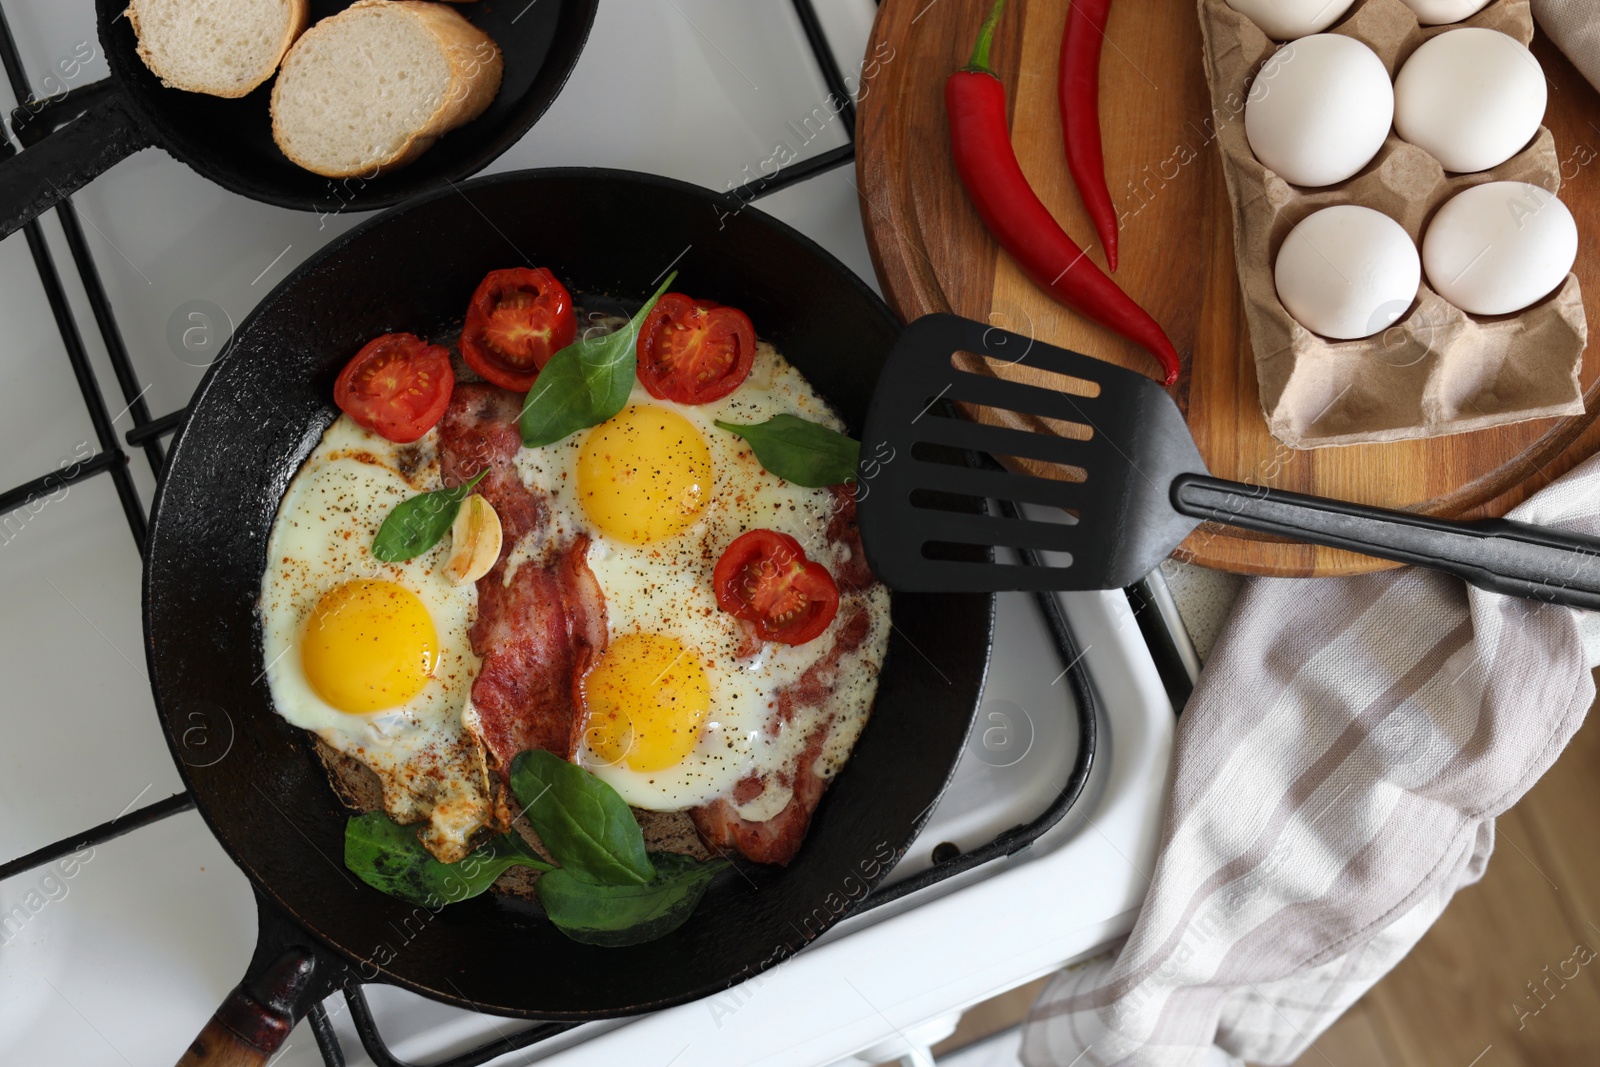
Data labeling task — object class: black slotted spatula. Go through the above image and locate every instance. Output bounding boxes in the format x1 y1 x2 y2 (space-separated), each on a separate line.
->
857 315 1600 609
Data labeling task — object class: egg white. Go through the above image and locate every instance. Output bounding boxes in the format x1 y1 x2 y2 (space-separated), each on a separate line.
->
512 343 890 818
259 417 493 861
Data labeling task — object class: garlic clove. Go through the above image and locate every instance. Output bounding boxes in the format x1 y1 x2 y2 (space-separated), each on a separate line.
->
444 494 501 585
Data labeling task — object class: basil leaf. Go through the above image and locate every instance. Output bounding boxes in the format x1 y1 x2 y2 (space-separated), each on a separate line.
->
371 470 487 562
344 812 552 908
510 749 654 886
519 272 677 447
536 852 728 947
715 414 860 488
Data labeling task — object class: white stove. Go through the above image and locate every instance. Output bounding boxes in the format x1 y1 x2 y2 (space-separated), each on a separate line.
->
0 1 1178 1063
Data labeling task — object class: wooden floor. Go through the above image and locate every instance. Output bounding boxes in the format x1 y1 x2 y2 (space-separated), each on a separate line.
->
924 678 1600 1067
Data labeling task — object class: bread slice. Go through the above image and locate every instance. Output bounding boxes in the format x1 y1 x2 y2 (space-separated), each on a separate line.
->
270 0 503 179
127 0 308 99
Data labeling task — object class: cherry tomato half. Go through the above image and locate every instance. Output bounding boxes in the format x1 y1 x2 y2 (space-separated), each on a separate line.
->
459 267 577 392
713 529 839 646
636 293 756 404
334 333 454 444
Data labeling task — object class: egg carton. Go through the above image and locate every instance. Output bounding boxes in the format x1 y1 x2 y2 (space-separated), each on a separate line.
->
1196 0 1587 448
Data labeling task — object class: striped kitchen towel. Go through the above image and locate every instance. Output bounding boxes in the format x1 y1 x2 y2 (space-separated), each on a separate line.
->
1534 0 1600 95
1021 453 1600 1066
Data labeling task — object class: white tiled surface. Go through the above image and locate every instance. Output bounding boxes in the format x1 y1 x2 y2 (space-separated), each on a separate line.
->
0 2 1178 1064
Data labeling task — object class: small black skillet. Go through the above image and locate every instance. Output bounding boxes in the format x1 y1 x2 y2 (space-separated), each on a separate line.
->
0 0 597 240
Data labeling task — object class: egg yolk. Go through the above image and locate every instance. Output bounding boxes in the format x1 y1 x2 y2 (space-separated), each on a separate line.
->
581 633 711 772
301 580 438 713
577 404 712 544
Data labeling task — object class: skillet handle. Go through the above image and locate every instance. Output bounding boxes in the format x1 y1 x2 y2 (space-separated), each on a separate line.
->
175 947 319 1066
0 86 151 242
1172 473 1600 610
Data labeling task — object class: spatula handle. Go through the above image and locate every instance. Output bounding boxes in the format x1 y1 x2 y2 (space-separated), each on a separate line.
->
1172 474 1600 610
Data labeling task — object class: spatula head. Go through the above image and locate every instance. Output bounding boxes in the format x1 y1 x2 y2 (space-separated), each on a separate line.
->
857 315 1208 592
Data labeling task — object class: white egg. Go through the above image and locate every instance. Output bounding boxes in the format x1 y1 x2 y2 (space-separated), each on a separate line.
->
260 417 491 861
1245 34 1395 188
1423 181 1578 315
1394 28 1546 173
1225 0 1356 39
1275 205 1421 339
1399 0 1493 24
512 342 889 819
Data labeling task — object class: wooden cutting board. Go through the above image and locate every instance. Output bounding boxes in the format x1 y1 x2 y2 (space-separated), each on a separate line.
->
856 0 1600 577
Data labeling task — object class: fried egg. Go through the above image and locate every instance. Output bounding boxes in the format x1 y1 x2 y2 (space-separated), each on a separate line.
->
259 417 494 862
513 342 891 820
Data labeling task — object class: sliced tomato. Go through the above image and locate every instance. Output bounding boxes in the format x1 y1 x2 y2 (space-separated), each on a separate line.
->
636 293 756 404
459 267 577 392
713 529 839 646
333 333 454 444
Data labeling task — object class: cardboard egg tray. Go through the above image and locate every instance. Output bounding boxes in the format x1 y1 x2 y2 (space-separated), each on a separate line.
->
1196 0 1587 448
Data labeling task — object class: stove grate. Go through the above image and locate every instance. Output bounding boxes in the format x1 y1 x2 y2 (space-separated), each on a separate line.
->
0 3 1104 1063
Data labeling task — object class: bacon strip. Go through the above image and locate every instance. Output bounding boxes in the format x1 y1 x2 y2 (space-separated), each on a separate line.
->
436 383 544 555
827 483 875 592
692 718 834 866
467 537 603 771
691 604 872 865
436 383 607 780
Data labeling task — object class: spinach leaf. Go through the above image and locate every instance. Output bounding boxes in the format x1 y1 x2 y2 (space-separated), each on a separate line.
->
344 812 551 908
371 470 487 562
510 749 654 886
519 272 676 448
715 414 860 488
536 852 728 947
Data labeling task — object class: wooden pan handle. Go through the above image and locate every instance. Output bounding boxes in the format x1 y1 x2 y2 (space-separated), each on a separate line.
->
176 948 318 1067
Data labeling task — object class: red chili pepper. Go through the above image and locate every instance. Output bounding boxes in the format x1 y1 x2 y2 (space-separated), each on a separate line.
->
1060 0 1118 273
945 0 1180 386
